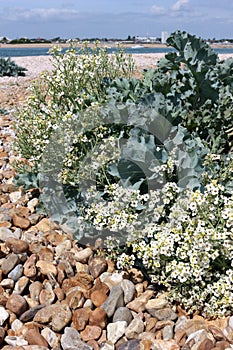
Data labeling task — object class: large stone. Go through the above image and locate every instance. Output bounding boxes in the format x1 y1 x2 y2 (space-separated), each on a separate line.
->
118 339 140 350
89 307 107 329
23 254 37 278
101 285 124 318
24 326 48 347
0 306 9 326
107 321 127 344
184 320 206 337
37 247 54 262
80 325 102 341
145 297 169 313
126 290 154 313
8 264 23 281
121 279 136 304
151 307 178 321
75 247 93 263
112 307 133 325
1 253 19 274
6 294 28 316
36 260 57 276
60 327 81 349
125 317 144 339
89 257 108 278
12 214 30 229
72 307 90 331
20 304 46 322
90 289 108 307
146 339 179 350
41 327 58 348
5 238 29 254
0 227 19 242
33 303 72 332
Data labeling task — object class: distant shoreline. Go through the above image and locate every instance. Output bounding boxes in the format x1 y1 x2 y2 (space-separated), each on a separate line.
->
1 42 233 49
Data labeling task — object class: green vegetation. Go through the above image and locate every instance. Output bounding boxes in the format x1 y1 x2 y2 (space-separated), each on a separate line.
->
14 32 233 317
0 57 27 77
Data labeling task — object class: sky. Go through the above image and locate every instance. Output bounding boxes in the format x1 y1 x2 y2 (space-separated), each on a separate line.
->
0 0 232 40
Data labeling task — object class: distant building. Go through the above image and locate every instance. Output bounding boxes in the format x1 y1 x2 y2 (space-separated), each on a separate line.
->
135 35 160 43
161 31 169 44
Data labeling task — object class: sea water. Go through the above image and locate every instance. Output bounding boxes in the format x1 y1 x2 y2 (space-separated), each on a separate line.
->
1 46 233 58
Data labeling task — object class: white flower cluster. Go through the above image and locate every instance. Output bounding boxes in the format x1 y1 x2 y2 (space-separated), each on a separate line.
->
78 183 149 233
115 178 233 317
14 43 134 174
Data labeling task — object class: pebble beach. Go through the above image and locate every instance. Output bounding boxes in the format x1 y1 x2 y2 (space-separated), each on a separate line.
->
0 54 233 350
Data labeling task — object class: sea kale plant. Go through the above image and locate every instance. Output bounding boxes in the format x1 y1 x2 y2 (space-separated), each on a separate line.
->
0 57 27 76
106 31 233 153
14 32 233 317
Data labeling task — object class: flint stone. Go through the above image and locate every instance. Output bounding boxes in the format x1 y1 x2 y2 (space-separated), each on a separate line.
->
0 326 5 345
19 346 49 350
145 297 169 312
184 320 206 336
80 325 102 341
102 285 124 318
99 342 115 350
121 279 136 304
20 304 46 322
126 290 154 313
229 316 233 330
11 319 23 332
89 257 108 278
12 214 30 229
174 315 188 332
29 281 43 301
0 212 11 223
163 325 174 340
113 307 133 325
101 272 123 289
9 191 22 203
90 289 108 307
33 303 72 332
23 254 37 278
89 307 107 329
1 253 19 274
75 247 92 263
8 264 23 281
186 329 214 344
0 227 18 242
151 307 178 321
107 321 128 344
4 336 28 347
125 317 144 339
25 327 48 347
41 328 58 348
14 276 29 294
194 338 215 350
147 339 179 350
36 260 57 276
6 294 28 316
118 339 140 350
72 307 90 331
0 306 9 325
5 238 29 254
1 278 14 289
60 327 81 349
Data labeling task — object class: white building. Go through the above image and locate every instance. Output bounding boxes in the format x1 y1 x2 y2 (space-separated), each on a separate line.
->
161 31 169 44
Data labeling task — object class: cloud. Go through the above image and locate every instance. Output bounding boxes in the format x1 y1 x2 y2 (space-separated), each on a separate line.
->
150 4 166 15
2 7 80 22
171 0 190 11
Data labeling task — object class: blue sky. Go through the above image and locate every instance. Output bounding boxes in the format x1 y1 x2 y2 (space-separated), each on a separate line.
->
0 0 232 40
